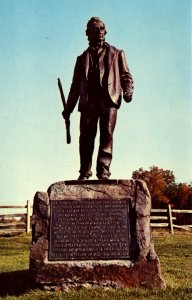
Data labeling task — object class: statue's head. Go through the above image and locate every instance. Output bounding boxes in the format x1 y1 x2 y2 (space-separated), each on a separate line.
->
86 17 107 45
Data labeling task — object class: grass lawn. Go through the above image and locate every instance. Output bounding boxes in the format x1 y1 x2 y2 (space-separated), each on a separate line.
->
0 230 191 299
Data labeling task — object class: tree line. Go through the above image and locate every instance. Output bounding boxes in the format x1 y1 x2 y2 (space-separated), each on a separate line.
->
132 166 192 209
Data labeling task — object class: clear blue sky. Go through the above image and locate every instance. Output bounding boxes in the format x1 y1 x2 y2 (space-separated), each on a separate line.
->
0 0 191 206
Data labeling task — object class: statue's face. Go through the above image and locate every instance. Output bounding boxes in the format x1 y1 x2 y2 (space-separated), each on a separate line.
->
87 22 106 44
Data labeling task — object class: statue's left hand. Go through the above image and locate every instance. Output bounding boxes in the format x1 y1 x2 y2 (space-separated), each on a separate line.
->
124 95 132 103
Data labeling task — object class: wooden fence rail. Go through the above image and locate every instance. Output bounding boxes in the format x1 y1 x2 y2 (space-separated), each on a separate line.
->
151 204 192 234
0 201 32 235
0 202 192 235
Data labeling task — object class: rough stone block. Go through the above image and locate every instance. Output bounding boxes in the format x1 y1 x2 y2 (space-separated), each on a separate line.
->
30 179 165 290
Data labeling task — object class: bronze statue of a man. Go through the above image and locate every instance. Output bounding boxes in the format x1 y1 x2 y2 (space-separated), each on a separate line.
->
64 17 134 180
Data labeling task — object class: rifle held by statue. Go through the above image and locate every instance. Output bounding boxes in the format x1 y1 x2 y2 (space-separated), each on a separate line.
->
57 78 71 144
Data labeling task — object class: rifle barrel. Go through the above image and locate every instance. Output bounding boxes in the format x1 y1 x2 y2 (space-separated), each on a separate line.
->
58 78 66 110
57 78 71 144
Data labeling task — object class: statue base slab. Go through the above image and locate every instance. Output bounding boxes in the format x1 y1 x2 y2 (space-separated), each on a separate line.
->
30 179 166 290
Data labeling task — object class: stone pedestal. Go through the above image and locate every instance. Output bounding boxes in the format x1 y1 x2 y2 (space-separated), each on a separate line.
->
30 179 165 290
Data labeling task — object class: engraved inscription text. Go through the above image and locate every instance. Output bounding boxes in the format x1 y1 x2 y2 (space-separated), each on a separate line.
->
49 199 130 260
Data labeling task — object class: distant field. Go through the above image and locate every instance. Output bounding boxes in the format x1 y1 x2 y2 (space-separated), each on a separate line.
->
0 230 191 300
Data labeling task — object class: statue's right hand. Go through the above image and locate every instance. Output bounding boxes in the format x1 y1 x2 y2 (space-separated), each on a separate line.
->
62 110 70 120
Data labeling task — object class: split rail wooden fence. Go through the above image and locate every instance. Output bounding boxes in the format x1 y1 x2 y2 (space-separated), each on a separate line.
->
0 202 192 235
151 204 192 234
0 201 32 235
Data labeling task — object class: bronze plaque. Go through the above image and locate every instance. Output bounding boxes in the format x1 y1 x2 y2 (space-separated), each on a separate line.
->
49 199 130 260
